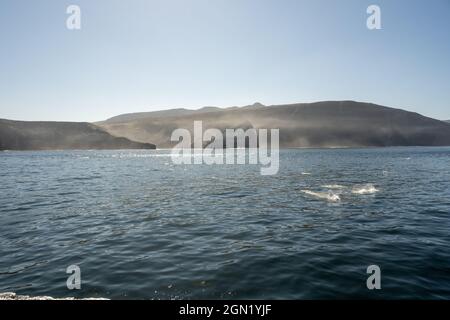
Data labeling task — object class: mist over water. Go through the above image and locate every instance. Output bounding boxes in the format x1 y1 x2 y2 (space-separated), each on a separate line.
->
1 148 450 299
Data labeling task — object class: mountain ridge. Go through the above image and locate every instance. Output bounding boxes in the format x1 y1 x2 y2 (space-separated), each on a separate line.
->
2 101 450 150
100 102 267 124
98 100 450 148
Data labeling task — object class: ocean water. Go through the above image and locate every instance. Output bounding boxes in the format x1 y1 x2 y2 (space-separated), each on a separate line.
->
1 147 450 299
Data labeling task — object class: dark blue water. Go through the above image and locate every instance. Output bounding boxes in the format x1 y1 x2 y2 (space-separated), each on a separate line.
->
1 148 450 299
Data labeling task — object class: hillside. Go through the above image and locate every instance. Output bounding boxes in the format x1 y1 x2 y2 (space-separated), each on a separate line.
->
0 119 155 150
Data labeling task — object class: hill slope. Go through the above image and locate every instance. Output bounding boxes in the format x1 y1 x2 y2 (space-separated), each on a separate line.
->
98 101 450 148
0 119 155 150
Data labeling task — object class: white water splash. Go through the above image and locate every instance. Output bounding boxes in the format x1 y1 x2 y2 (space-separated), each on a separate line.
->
351 184 379 195
321 184 345 189
301 190 341 202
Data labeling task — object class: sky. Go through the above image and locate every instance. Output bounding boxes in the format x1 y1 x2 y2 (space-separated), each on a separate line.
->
0 0 449 122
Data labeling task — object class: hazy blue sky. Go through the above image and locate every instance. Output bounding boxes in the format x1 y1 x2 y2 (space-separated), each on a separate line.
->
1 0 449 121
